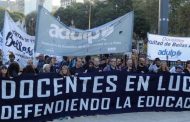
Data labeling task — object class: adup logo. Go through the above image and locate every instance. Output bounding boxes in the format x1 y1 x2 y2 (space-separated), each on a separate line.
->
158 49 182 57
49 24 114 43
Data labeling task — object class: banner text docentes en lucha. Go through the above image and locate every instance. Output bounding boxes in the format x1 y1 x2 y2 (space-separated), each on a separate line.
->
1 72 190 121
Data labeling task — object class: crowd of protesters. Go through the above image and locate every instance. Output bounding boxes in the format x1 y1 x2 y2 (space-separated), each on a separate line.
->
0 51 190 78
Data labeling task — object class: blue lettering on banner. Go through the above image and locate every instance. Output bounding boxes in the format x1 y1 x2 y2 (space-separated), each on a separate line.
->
158 49 182 57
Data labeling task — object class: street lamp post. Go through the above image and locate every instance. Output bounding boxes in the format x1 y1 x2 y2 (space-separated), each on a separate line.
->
71 19 75 27
115 4 118 11
158 0 169 35
30 18 35 36
88 2 92 29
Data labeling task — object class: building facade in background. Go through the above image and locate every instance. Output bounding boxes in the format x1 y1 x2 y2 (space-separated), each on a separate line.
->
0 0 17 11
0 0 6 7
24 0 52 15
16 0 26 14
0 0 84 14
60 0 76 8
2 0 53 15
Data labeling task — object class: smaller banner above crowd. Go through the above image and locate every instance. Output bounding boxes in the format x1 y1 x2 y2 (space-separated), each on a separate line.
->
147 33 190 61
35 6 134 56
2 12 35 68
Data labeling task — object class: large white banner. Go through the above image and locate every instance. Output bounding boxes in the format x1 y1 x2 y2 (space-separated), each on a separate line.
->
147 33 190 61
3 12 35 68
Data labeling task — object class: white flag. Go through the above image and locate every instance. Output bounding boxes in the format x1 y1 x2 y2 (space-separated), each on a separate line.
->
3 11 35 68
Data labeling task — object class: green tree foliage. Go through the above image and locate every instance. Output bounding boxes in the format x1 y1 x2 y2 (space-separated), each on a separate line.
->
133 10 150 40
0 8 5 30
25 0 156 39
0 7 24 31
133 0 159 39
54 3 89 29
169 0 190 36
54 0 133 29
54 0 158 39
22 0 190 38
25 11 36 36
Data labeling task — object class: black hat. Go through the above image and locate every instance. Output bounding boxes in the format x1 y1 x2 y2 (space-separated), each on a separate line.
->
1 65 7 69
9 52 15 58
155 58 160 61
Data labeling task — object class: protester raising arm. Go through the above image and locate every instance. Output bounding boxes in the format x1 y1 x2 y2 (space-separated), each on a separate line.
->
169 60 182 73
148 58 161 73
136 58 149 73
123 59 136 72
